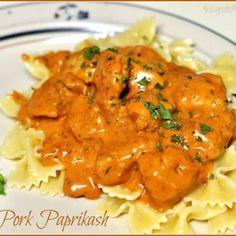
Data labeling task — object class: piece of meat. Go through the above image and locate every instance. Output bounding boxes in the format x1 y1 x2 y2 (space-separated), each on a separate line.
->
160 110 235 163
68 95 107 140
168 72 227 114
138 146 201 211
93 49 128 104
126 91 173 131
27 79 60 118
27 77 77 118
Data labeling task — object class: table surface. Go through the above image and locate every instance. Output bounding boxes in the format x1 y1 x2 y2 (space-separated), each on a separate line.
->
0 1 235 42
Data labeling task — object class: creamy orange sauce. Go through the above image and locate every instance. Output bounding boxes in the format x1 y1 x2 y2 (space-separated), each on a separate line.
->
13 46 236 212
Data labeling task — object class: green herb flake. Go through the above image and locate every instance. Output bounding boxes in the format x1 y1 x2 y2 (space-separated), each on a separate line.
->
87 71 92 77
120 97 127 105
55 80 62 85
83 46 100 60
128 52 133 57
80 62 87 69
156 142 162 151
0 173 6 195
193 153 203 163
121 77 129 83
87 93 96 105
209 173 215 180
88 98 93 105
107 48 118 53
200 123 213 134
128 57 135 66
142 35 148 41
185 201 192 207
154 83 164 90
171 135 182 144
143 64 152 70
156 93 168 102
138 77 150 86
171 135 188 148
144 101 159 119
158 104 172 120
135 95 143 101
188 111 193 118
161 121 182 130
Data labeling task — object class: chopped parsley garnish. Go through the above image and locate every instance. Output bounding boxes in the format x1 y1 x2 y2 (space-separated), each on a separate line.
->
156 142 162 151
161 121 182 130
87 93 96 105
127 57 135 66
144 102 159 119
55 80 62 85
188 111 193 118
120 97 127 105
138 77 150 86
154 83 164 90
80 62 87 69
156 93 168 102
158 104 172 120
200 123 213 134
208 173 215 180
87 71 92 77
193 153 203 163
121 77 129 83
144 102 173 121
88 98 94 104
171 135 183 144
143 64 152 70
128 52 133 57
142 35 148 41
0 173 6 195
171 135 188 148
135 95 143 101
83 46 100 60
107 47 118 53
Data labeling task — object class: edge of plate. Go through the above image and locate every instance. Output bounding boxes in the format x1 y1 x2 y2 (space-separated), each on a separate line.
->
0 1 235 47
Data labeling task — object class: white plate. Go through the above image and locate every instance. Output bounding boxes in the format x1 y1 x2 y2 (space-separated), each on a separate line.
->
0 2 235 235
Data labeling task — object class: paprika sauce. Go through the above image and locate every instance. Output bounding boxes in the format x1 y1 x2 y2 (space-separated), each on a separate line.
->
13 45 236 212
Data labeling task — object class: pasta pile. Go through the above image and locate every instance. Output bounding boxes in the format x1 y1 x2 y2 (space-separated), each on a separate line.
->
1 18 236 234
0 120 64 196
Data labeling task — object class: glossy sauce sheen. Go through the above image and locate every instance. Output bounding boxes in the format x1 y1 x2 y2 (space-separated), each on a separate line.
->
14 46 236 212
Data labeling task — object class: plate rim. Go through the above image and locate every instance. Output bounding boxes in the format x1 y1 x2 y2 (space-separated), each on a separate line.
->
0 1 235 47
